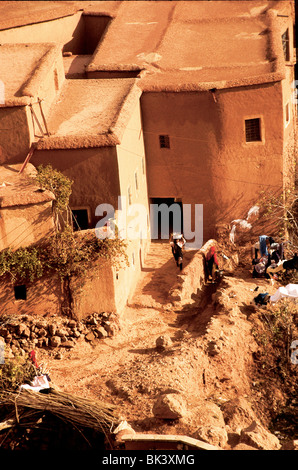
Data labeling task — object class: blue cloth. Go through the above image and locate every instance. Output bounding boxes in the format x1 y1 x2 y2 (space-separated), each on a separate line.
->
259 235 268 256
254 293 269 305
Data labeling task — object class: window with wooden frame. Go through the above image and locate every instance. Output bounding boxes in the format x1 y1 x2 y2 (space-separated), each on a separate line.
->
282 29 290 61
245 118 261 142
159 135 170 149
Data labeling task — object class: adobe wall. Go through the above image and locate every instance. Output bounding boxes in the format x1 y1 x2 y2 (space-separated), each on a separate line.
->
0 274 63 317
0 106 31 163
31 146 121 227
0 12 84 51
281 62 297 191
0 45 65 164
70 260 117 319
0 255 140 320
116 101 151 303
169 239 216 305
0 11 112 56
0 201 55 251
141 82 284 242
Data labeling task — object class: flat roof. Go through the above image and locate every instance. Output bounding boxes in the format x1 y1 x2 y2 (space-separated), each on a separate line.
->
0 1 81 31
0 163 55 208
0 1 291 101
0 43 61 106
87 0 290 90
36 78 142 149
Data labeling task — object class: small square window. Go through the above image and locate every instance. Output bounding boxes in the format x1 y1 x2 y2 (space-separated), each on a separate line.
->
159 135 170 149
14 285 27 300
245 118 261 142
71 208 89 231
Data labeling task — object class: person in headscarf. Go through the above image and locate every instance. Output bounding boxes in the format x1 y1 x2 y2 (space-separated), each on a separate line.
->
170 233 186 271
206 246 219 283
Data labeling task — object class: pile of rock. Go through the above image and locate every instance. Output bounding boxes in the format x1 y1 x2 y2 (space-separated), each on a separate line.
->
0 311 120 357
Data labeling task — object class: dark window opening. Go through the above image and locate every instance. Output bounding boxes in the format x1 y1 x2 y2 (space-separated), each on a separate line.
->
159 135 170 149
14 285 27 301
72 209 89 231
282 29 290 61
245 118 261 142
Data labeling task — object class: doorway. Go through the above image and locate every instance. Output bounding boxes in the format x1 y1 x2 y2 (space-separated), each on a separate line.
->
150 198 183 240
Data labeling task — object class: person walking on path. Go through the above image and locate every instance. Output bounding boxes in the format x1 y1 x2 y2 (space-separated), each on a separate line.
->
206 245 219 283
170 233 186 271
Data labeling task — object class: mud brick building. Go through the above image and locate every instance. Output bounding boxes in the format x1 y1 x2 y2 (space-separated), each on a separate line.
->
0 0 296 315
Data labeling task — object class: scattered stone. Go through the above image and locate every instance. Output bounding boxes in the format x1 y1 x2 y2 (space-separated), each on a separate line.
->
17 323 30 338
232 443 258 450
240 421 281 450
67 320 77 329
192 401 228 448
195 425 228 449
50 336 61 348
72 329 81 338
94 326 108 339
37 327 47 337
221 397 258 431
60 340 75 349
152 393 187 420
48 324 57 336
155 335 173 351
5 334 12 344
35 320 47 329
56 328 70 337
85 331 96 342
0 310 120 352
0 327 8 337
281 440 298 450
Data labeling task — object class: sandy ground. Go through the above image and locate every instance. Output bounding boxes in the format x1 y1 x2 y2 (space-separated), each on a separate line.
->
34 240 287 448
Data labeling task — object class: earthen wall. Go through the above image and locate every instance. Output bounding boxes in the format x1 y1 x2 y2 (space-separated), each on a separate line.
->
31 146 121 227
141 82 285 242
0 201 55 251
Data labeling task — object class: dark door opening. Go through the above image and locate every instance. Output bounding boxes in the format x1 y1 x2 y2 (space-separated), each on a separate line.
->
14 285 27 301
150 198 183 240
72 209 89 231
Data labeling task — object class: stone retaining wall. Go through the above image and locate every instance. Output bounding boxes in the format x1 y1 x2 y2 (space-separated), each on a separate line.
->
168 239 218 305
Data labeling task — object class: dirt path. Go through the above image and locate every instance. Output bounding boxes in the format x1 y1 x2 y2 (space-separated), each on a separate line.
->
39 242 279 439
41 242 199 398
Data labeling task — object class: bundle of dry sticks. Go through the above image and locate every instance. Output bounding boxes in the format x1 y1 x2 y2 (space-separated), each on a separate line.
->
0 388 118 442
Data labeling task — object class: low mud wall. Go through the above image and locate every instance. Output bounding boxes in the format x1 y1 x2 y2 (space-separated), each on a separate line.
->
168 239 218 305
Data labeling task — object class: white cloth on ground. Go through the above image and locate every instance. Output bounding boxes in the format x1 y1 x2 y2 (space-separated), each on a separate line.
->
270 284 298 303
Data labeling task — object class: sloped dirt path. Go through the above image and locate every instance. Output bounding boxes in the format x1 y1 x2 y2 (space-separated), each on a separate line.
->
42 242 200 401
39 242 283 442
